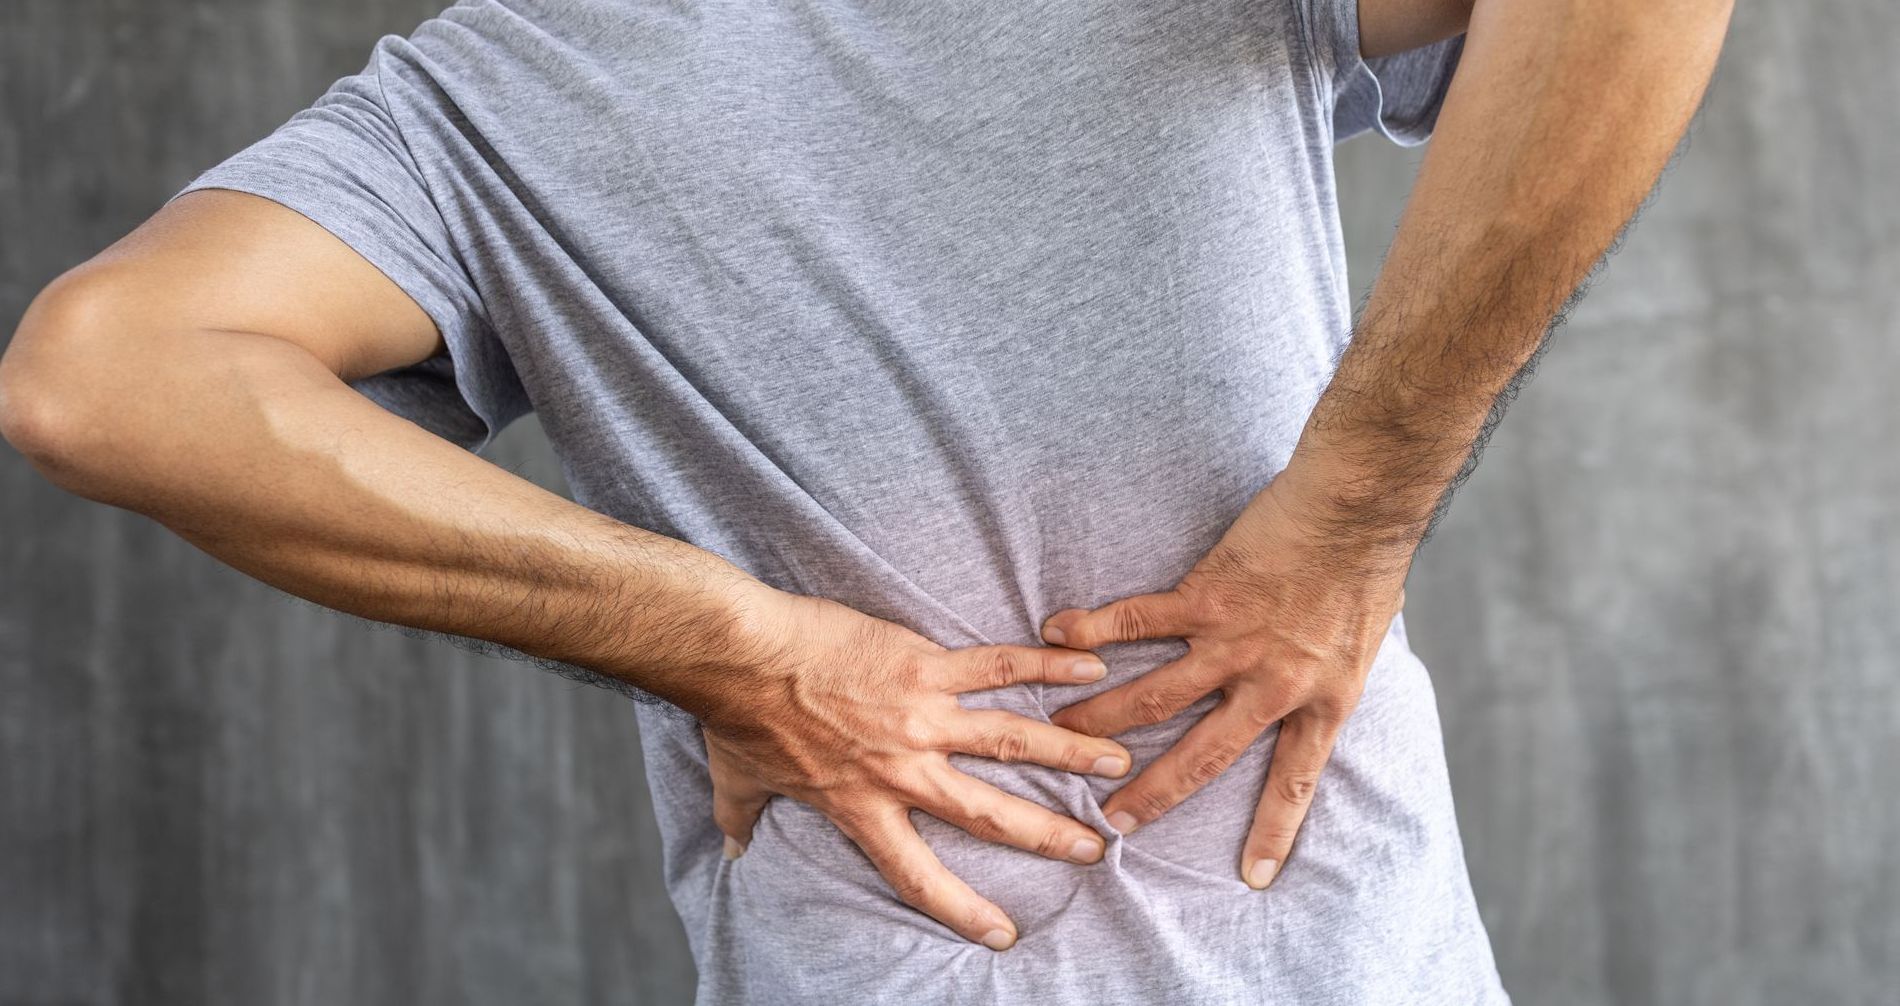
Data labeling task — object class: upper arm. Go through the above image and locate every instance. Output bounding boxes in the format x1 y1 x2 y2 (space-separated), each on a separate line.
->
0 186 450 466
1355 0 1473 60
59 186 448 382
9 39 537 457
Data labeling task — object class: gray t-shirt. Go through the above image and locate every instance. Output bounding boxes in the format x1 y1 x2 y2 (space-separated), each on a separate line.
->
170 1 1508 1002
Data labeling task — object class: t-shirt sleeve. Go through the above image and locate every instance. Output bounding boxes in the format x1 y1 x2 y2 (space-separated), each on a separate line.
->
162 44 531 454
1299 0 1468 146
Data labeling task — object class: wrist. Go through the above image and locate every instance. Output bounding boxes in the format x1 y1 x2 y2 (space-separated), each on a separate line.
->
576 547 793 720
1271 444 1434 575
1292 325 1498 538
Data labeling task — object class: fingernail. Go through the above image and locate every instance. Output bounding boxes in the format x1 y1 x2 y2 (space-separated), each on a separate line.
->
1089 754 1126 777
723 836 743 860
1106 811 1137 834
1043 623 1068 645
1069 836 1104 863
981 928 1015 951
1069 658 1107 682
1246 858 1280 890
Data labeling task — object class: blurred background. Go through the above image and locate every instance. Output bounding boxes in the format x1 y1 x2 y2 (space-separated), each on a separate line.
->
3 1 1895 1004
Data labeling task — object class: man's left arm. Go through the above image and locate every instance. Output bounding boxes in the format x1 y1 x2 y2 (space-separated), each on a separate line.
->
1039 0 1735 888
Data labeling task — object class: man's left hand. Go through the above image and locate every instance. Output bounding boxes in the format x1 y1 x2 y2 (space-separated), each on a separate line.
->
1041 462 1409 890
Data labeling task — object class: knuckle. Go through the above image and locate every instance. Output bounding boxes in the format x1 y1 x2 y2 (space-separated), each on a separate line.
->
1278 665 1319 695
1129 787 1176 821
1184 749 1231 787
894 710 938 751
962 810 1008 844
1130 688 1179 726
1215 634 1266 667
1256 681 1307 720
1244 701 1287 731
1309 691 1359 724
1273 770 1321 805
899 763 950 806
1033 825 1068 859
871 758 922 796
1109 602 1149 640
989 727 1031 763
981 649 1021 691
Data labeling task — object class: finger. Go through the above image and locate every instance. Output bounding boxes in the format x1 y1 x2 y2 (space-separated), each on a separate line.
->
705 732 772 858
1098 695 1269 835
1041 589 1199 649
1047 654 1215 737
1242 707 1345 890
948 709 1132 778
927 642 1110 694
918 764 1109 865
834 803 1020 950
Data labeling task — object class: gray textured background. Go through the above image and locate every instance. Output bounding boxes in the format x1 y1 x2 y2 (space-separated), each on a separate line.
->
2 2 1893 1004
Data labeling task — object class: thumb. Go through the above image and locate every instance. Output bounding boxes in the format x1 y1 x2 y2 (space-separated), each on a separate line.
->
705 728 772 858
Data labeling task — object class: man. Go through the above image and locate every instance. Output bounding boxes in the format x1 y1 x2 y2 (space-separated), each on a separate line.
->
0 0 1730 1001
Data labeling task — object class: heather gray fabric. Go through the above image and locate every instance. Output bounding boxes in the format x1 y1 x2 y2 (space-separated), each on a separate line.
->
168 1 1508 1001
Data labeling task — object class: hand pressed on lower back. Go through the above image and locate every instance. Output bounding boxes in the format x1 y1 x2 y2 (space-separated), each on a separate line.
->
695 586 1132 950
1041 460 1408 891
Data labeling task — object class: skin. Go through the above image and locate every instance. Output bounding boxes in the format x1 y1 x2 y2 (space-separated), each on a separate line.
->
1038 0 1737 893
0 188 1133 952
718 0 1735 898
0 0 1732 954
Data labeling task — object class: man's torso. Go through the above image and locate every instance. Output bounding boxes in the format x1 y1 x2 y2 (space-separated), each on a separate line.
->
323 1 1505 1000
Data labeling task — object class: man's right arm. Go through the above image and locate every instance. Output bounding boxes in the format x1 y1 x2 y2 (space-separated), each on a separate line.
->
1 189 767 696
0 188 1130 949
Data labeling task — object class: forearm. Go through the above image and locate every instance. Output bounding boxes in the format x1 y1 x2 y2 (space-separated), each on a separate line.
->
2 285 773 715
1286 0 1733 559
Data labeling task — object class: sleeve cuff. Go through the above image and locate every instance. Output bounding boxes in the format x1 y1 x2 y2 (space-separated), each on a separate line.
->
162 52 531 454
1323 0 1467 147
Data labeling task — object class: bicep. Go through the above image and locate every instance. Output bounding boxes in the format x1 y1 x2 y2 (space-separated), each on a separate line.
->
79 186 446 381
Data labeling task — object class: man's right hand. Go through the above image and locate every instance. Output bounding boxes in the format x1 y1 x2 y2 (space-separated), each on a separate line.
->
0 188 1122 954
695 586 1131 951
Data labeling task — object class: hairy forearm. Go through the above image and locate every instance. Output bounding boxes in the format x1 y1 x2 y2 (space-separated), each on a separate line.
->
1 286 774 714
1286 0 1733 559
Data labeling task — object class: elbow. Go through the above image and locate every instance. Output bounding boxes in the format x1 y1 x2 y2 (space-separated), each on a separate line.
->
0 268 141 492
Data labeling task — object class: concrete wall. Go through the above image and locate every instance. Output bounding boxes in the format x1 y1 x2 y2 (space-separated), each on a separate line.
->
1337 4 1900 1003
0 4 694 1003
3 1 1893 1003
